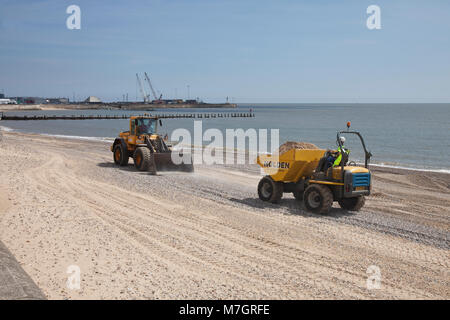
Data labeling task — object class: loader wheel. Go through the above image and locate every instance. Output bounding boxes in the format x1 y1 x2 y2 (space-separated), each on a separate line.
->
134 147 151 171
258 176 283 204
338 196 365 211
304 184 333 214
182 163 194 172
113 144 129 166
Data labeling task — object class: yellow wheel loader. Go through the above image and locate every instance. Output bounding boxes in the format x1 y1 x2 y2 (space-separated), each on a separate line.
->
111 116 193 174
256 123 372 214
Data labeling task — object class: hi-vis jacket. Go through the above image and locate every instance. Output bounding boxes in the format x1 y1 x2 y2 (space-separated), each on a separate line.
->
333 146 350 167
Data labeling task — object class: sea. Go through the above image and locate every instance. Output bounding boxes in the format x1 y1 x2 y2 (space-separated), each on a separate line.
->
1 103 449 173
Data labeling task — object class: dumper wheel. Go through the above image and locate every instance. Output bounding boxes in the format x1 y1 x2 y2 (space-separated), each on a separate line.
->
113 144 129 166
258 176 283 204
134 147 151 171
304 184 333 214
338 196 365 211
293 190 303 201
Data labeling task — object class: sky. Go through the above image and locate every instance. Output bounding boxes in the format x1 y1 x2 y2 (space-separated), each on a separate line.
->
0 0 449 103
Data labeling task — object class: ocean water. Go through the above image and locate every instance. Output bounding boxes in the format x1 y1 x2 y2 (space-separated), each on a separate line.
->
1 104 449 172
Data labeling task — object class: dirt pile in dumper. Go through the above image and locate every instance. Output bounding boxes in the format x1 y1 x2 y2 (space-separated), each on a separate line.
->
276 141 319 154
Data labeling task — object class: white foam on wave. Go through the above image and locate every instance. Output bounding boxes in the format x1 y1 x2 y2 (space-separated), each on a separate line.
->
0 126 112 142
369 163 450 174
0 126 14 132
173 145 450 173
41 133 114 143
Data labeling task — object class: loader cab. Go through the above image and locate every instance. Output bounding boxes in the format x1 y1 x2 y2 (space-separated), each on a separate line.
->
130 117 157 136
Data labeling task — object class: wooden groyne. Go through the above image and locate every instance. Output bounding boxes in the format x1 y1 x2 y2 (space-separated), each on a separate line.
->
0 112 255 121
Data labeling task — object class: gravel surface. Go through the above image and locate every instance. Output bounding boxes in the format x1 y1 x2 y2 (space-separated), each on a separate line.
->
0 131 449 299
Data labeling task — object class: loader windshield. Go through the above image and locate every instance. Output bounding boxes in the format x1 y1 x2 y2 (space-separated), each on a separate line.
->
136 118 156 135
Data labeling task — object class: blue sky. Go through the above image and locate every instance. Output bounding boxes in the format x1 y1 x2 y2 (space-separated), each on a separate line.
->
0 0 449 102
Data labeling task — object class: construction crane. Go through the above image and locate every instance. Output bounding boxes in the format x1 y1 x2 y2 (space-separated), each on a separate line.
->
144 72 159 101
136 73 149 103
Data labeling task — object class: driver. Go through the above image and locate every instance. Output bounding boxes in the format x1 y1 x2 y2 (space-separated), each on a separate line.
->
137 119 149 135
333 136 350 167
323 136 350 174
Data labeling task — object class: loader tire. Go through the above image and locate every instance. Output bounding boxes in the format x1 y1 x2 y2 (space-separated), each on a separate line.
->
182 163 194 172
258 176 283 204
113 144 129 166
134 147 151 171
338 196 365 211
304 184 333 214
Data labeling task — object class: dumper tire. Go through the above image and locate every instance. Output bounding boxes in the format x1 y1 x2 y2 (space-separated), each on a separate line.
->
304 184 333 214
134 147 151 171
258 176 283 204
293 190 304 201
113 144 129 166
338 196 365 211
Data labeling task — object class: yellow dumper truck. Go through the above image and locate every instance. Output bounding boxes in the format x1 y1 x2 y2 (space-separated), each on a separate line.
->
257 124 372 214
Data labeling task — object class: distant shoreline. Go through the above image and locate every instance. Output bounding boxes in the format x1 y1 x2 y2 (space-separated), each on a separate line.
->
0 102 237 111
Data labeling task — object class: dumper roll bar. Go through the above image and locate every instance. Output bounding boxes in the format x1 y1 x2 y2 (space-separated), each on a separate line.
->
336 131 372 168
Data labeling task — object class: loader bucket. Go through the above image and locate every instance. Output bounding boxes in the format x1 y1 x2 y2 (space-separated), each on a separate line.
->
153 152 194 172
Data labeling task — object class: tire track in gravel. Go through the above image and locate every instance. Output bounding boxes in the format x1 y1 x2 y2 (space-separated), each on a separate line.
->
25 154 320 298
24 150 381 298
182 167 450 250
4 133 449 299
26 152 371 298
57 152 446 298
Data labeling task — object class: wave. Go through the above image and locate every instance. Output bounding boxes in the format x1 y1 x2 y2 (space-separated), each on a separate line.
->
2 128 449 174
0 125 14 132
369 163 450 174
40 133 114 143
174 144 450 173
1 126 113 142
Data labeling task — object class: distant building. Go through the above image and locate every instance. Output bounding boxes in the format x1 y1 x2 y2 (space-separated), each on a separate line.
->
12 97 45 104
0 94 4 99
161 99 184 104
47 98 69 104
7 97 61 104
0 99 17 105
84 96 102 104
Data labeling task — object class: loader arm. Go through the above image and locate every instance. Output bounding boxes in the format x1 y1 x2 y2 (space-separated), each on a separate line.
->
144 136 155 153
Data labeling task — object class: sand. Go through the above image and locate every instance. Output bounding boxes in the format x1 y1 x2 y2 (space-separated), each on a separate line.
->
277 141 319 154
0 186 11 214
0 131 449 299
